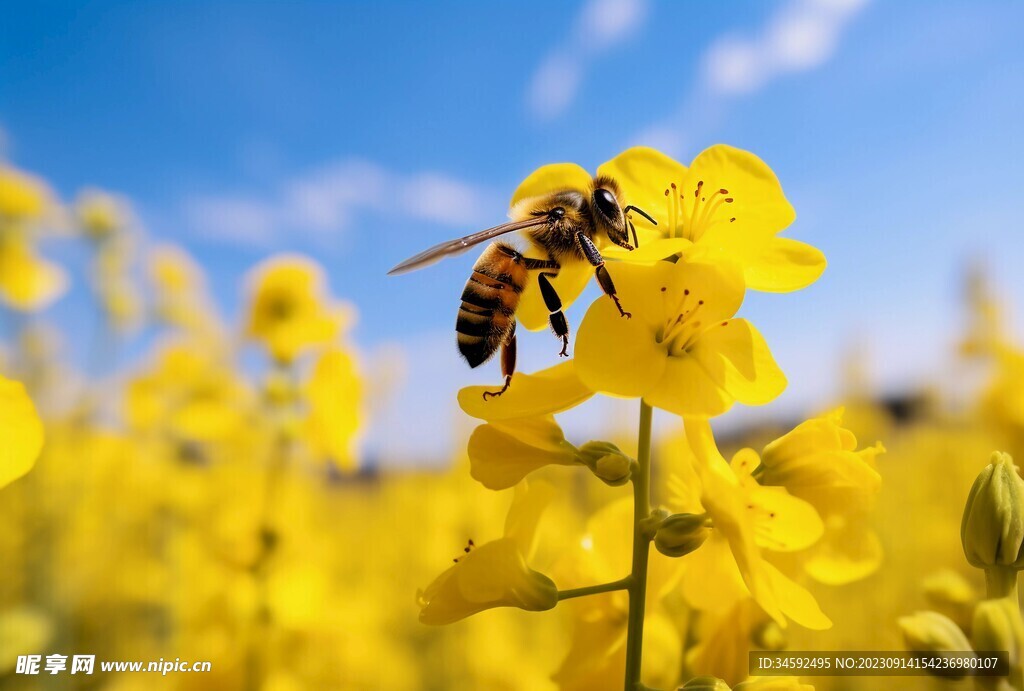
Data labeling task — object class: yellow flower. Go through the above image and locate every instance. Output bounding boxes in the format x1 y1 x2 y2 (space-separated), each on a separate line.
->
302 348 363 473
467 415 580 489
682 418 831 630
458 360 593 421
754 408 885 584
575 257 785 417
0 375 44 488
244 255 346 364
0 167 49 224
417 481 558 625
125 342 250 444
0 236 68 311
467 415 634 489
75 189 127 241
146 243 220 332
599 145 825 292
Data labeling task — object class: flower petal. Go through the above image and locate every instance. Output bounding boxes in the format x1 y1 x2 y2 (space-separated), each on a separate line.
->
510 163 593 207
602 238 693 264
504 480 557 560
575 285 670 398
690 319 787 407
597 146 688 233
458 361 593 421
644 356 732 417
468 419 577 490
686 144 796 238
744 237 827 293
762 561 832 630
0 376 44 488
804 519 883 585
747 485 824 552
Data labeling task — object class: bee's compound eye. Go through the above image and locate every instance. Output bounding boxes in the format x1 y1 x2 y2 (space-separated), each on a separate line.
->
548 207 565 220
593 188 619 219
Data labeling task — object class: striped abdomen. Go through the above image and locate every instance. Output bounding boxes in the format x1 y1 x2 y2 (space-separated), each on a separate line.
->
456 243 526 368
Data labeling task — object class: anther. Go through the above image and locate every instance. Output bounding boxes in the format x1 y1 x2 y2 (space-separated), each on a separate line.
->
730 217 736 222
724 198 734 203
664 189 670 196
660 287 667 292
695 180 704 198
719 188 729 194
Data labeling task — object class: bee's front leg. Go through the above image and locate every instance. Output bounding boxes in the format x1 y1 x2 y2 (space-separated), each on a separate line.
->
576 232 630 319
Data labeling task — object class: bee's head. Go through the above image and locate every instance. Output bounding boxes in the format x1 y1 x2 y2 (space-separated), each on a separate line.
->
591 177 630 247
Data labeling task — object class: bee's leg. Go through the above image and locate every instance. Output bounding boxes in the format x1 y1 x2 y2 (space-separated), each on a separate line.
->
621 205 657 248
576 232 631 319
482 322 516 400
537 272 571 357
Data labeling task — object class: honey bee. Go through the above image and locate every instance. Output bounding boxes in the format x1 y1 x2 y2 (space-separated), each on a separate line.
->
388 176 655 399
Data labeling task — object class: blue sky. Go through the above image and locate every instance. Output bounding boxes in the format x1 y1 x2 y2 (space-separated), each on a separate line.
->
2 0 1023 460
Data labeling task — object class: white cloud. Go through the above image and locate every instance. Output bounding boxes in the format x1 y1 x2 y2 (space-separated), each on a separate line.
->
184 159 497 247
526 0 648 120
631 0 869 155
703 0 869 96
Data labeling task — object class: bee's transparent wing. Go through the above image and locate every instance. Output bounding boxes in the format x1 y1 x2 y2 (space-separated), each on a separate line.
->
387 218 544 275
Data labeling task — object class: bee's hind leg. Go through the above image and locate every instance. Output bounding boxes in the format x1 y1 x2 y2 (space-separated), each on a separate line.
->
482 323 517 400
576 232 631 319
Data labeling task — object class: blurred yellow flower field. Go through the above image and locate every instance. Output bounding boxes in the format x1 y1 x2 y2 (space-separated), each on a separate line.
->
2 4 1024 687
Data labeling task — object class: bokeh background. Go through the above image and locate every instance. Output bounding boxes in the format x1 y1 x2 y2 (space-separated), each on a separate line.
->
1 0 1024 689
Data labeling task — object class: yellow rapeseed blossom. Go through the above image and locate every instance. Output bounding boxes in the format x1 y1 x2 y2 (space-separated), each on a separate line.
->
244 255 345 364
0 236 69 311
146 243 220 332
576 256 786 417
599 145 826 292
418 481 559 624
0 375 44 488
0 166 49 224
302 347 363 473
126 341 251 444
75 188 128 242
683 418 831 630
755 408 885 584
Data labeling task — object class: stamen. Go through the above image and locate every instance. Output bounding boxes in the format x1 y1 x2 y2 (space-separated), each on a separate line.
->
691 188 735 237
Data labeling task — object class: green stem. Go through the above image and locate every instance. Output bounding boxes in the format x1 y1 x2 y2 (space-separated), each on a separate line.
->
557 577 632 602
624 401 654 690
984 566 1019 600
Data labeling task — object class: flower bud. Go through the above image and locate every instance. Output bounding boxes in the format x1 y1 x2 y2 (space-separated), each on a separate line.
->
577 441 632 486
654 513 710 558
682 677 731 691
962 452 1024 570
973 598 1024 668
899 610 972 654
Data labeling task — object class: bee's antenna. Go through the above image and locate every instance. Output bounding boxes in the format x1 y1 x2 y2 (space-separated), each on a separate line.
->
623 205 657 226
